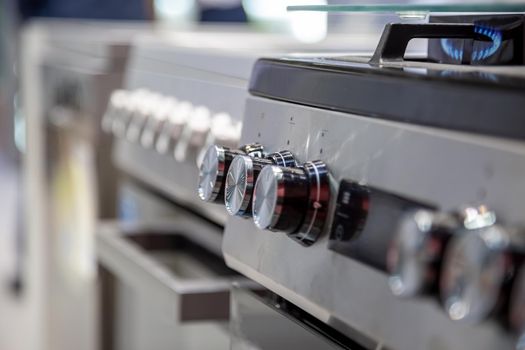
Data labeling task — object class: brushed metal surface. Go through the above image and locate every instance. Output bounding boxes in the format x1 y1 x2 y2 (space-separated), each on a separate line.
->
223 96 525 350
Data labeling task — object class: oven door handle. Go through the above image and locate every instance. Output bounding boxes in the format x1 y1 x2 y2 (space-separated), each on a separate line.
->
96 222 253 322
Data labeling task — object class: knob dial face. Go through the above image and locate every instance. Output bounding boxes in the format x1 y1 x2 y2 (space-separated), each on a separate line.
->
440 225 508 323
252 165 280 230
252 160 330 246
252 165 309 233
510 264 525 334
197 145 243 203
224 155 271 217
387 210 456 297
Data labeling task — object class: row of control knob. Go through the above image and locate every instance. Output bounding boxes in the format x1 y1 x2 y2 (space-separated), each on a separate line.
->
198 143 330 246
387 207 525 334
102 89 242 163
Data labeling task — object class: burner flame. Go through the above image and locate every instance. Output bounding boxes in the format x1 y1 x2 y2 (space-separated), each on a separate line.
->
440 25 502 63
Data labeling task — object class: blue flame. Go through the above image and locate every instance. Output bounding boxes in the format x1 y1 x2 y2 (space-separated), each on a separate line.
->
440 25 502 62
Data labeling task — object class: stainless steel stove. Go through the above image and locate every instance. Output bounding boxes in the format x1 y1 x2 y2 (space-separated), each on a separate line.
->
196 17 525 350
97 29 367 350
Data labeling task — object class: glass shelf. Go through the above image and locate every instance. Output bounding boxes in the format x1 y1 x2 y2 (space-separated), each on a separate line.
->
287 3 525 14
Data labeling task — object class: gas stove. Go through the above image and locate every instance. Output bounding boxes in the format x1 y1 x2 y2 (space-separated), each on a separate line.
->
197 16 525 350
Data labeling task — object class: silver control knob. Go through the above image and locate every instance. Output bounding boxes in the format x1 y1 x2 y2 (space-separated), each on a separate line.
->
102 89 128 133
126 91 159 142
141 96 176 148
224 155 273 217
112 89 147 137
239 143 265 158
252 160 330 246
174 105 210 162
440 224 519 323
197 145 245 203
387 210 459 297
266 150 297 168
155 101 192 155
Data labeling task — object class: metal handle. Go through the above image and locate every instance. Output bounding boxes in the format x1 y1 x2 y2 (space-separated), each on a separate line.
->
97 221 253 322
370 23 493 64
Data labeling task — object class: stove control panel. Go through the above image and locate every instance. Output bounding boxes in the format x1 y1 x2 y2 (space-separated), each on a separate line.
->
217 95 525 350
197 143 330 246
329 177 525 330
103 89 242 163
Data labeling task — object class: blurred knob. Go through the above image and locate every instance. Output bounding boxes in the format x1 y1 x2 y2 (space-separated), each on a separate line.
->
197 113 237 167
188 106 212 148
239 143 265 158
211 113 236 145
155 101 192 155
440 224 523 323
266 150 297 167
224 155 273 217
197 145 245 203
252 160 330 246
113 89 149 138
141 96 176 148
127 92 160 143
102 89 127 133
387 210 459 297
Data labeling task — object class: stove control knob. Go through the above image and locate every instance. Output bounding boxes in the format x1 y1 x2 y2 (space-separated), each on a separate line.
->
174 106 210 162
266 150 297 168
197 145 245 203
252 165 309 233
440 224 522 324
239 143 265 158
155 101 192 155
127 92 161 143
510 264 525 335
387 210 459 297
224 155 273 217
210 113 238 149
196 113 238 167
252 160 330 246
112 89 147 137
102 89 128 133
141 96 176 149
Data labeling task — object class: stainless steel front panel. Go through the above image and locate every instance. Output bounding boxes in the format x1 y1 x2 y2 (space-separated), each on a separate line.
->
222 96 525 350
230 286 347 350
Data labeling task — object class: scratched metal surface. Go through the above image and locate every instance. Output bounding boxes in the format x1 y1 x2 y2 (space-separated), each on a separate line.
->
223 95 525 350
